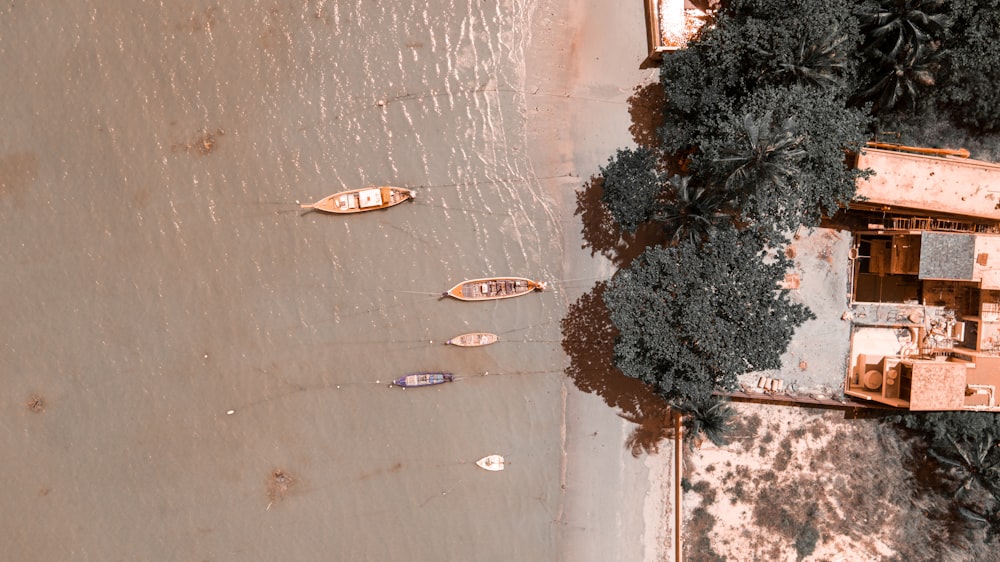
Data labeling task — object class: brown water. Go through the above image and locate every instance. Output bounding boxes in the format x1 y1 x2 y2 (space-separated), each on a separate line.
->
1 2 572 560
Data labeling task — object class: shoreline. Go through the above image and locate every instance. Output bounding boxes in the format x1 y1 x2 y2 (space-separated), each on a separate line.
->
522 0 670 560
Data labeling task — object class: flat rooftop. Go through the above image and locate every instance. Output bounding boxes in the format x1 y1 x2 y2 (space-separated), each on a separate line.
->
853 148 1000 221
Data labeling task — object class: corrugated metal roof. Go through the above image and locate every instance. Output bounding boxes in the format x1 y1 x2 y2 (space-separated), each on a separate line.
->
919 232 975 280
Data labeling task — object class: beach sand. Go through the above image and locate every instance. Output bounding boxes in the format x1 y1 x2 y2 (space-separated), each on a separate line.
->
523 3 861 558
524 1 673 560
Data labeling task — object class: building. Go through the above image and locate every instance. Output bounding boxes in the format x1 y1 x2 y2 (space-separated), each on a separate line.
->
844 147 1000 411
642 0 708 63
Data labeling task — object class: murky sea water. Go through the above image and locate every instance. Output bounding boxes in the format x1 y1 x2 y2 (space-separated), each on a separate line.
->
1 2 571 560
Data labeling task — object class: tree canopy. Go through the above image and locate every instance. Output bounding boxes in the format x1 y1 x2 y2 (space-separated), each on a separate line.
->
603 229 814 404
936 0 1000 132
657 0 863 153
599 147 664 233
695 85 871 232
594 0 1000 407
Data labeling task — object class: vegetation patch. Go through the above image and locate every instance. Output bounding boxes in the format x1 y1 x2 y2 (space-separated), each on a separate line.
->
685 506 725 562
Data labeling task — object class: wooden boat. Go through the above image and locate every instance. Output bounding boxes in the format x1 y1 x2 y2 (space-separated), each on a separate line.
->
476 454 505 471
442 277 546 301
446 332 499 347
301 186 413 214
392 372 454 388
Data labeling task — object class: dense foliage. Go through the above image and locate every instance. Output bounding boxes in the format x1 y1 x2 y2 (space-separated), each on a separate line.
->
603 229 814 404
678 396 736 449
854 0 948 114
599 147 664 233
597 0 1000 406
937 0 1000 132
695 85 871 232
657 0 863 154
894 411 1000 542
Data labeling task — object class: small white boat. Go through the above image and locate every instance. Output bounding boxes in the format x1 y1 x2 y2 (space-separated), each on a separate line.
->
446 332 499 347
476 454 505 472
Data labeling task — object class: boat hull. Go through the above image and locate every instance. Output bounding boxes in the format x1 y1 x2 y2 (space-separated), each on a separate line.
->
446 332 499 347
443 277 545 301
393 372 454 388
302 186 413 214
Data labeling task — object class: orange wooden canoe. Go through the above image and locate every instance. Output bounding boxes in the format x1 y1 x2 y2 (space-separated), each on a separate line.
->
441 277 546 301
301 186 413 214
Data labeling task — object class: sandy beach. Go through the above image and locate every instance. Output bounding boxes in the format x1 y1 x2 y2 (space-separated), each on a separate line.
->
523 1 673 560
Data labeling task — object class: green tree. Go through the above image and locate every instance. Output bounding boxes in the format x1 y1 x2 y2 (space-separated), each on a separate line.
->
599 147 664 233
656 175 734 247
679 396 736 449
895 411 1000 447
855 0 947 61
715 110 808 195
958 505 1000 544
928 431 1000 500
695 85 872 233
858 40 944 114
936 0 1000 132
854 0 948 114
657 0 863 153
772 30 850 89
603 229 814 405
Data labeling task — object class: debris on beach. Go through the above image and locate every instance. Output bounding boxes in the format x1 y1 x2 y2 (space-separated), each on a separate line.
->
267 468 296 507
25 395 45 413
171 128 225 156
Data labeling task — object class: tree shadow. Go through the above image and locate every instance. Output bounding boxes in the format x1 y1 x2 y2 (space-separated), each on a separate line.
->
574 176 665 269
563 74 677 456
627 81 667 149
561 280 676 456
574 82 672 268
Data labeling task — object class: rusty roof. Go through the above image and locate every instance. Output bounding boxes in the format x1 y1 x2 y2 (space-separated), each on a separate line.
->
853 148 1000 220
908 360 967 411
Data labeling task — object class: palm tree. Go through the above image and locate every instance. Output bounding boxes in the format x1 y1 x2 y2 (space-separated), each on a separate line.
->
654 174 733 247
957 505 1000 544
776 31 849 89
858 41 943 113
927 430 1000 500
854 0 948 114
716 111 807 195
678 396 735 450
856 0 948 61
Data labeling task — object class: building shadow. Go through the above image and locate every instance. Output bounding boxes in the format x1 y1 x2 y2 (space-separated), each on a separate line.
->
561 280 676 456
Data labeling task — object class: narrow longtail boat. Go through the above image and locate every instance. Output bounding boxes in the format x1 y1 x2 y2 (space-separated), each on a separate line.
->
476 454 505 471
392 372 454 388
445 332 499 347
300 186 413 214
442 277 546 301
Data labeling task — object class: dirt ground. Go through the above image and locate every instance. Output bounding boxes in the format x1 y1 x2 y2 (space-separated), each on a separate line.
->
738 227 855 399
681 402 1000 562
684 404 906 561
